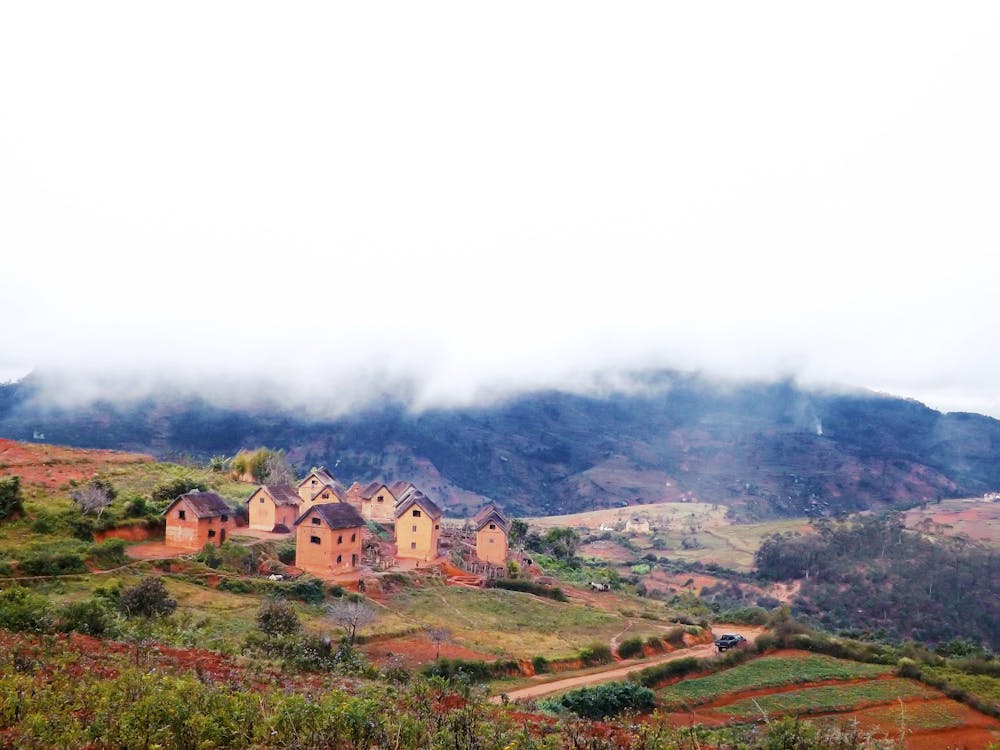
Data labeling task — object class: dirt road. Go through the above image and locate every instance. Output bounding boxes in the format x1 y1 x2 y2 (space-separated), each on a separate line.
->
495 625 762 703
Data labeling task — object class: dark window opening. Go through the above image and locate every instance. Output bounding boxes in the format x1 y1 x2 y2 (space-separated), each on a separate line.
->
208 530 216 538
412 510 421 517
310 536 321 545
178 510 186 520
311 517 321 525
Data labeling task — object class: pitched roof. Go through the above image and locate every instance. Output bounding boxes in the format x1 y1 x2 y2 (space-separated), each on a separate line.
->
295 502 365 530
245 485 300 507
394 490 442 520
298 467 338 489
473 504 509 532
346 481 364 497
389 481 416 500
164 490 231 519
361 481 389 499
310 482 347 502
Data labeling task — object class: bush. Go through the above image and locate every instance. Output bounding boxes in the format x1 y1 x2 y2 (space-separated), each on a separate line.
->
488 578 568 601
541 681 655 719
896 657 922 679
276 577 325 604
0 476 24 520
578 644 613 667
257 600 301 636
118 577 177 618
152 478 208 504
531 655 549 674
632 656 701 688
420 657 520 683
59 598 117 636
90 538 127 569
18 551 87 576
276 542 296 565
617 637 645 659
0 586 51 632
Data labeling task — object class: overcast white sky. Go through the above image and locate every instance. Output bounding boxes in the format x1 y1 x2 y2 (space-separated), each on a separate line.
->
1 3 999 416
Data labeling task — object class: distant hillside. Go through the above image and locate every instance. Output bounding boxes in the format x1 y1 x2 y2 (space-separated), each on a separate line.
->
2 372 999 518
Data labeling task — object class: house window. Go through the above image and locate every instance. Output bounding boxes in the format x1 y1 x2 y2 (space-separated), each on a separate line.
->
410 542 416 550
351 533 356 542
178 510 186 520
489 538 494 543
435 524 440 530
412 510 421 517
208 530 216 538
336 554 342 563
221 515 228 523
337 535 343 544
411 525 417 533
311 517 321 525
259 497 265 504
377 495 384 503
310 536 321 545
489 523 495 530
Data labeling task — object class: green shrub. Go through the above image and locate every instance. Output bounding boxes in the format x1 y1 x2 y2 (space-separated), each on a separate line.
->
0 586 51 632
217 577 262 595
541 681 655 719
532 655 549 674
276 542 296 565
152 478 208 504
118 577 177 618
257 599 301 636
420 657 519 683
578 644 613 667
31 514 56 534
632 656 701 687
90 538 127 568
0 476 24 520
59 598 118 636
276 577 325 604
488 578 568 601
896 657 922 679
18 551 87 576
664 626 687 648
617 637 644 659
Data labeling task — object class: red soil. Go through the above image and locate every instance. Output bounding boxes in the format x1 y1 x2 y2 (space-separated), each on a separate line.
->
361 635 499 669
0 438 152 489
94 524 161 543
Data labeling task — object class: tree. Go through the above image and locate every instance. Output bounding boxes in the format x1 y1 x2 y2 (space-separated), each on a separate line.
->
0 475 24 520
542 527 580 560
261 451 295 485
508 518 528 547
257 599 301 636
326 599 376 644
71 480 116 519
426 627 451 659
152 477 207 504
118 577 177 618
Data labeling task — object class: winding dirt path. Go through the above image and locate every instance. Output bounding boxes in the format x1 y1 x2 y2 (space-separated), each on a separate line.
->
495 625 763 703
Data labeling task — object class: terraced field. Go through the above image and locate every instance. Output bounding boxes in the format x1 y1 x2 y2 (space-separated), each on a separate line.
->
662 652 1000 749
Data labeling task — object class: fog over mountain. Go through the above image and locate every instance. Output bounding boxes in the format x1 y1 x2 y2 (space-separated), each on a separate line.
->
3 370 999 520
2 4 999 418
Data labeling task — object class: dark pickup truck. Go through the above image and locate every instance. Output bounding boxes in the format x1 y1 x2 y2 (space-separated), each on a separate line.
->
714 633 748 651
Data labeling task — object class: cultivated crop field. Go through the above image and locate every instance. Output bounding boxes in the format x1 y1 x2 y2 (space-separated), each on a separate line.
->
661 652 1000 749
658 653 891 708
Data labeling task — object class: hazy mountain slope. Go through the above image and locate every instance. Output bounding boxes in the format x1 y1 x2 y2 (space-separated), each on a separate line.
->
2 373 998 518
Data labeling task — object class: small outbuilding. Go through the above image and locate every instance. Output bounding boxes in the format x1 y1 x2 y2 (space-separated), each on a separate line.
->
294 502 366 579
244 485 300 532
163 491 235 551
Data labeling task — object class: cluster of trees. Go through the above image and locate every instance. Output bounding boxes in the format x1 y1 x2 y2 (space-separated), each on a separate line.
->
756 516 999 649
0 475 24 520
229 448 295 485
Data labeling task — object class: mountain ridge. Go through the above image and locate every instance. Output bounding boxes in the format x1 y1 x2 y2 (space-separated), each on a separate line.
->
2 372 998 519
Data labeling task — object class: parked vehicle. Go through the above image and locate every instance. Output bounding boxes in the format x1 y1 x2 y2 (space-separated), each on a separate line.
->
714 633 748 651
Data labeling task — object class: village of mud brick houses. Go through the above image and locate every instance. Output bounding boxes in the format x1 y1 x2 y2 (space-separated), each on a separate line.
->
161 467 513 589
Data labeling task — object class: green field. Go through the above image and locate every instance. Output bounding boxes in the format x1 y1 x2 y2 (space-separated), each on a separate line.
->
858 700 972 731
716 679 935 719
381 585 672 660
659 654 891 708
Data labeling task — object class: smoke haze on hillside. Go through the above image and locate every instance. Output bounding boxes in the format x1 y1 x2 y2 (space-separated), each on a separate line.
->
2 3 999 417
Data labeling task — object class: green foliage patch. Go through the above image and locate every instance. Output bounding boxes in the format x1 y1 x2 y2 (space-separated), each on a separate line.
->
716 678 935 719
658 654 891 708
